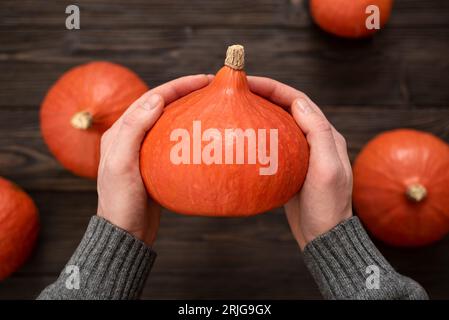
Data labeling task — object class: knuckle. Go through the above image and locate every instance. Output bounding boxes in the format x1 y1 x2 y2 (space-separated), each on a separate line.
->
104 158 131 176
101 130 110 144
103 158 117 173
100 131 112 152
122 112 139 127
318 164 342 186
295 91 309 101
314 119 332 134
347 171 354 185
336 132 347 148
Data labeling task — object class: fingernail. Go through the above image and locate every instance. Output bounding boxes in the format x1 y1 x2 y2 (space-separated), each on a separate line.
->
142 94 162 111
296 98 311 114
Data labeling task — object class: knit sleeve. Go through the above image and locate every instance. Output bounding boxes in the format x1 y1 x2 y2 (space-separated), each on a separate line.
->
303 216 429 300
37 216 156 300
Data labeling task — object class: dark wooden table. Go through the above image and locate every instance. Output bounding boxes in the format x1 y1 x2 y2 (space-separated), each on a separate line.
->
1 0 449 299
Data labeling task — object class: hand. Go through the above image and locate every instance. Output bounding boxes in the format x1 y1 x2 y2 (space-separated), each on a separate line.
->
248 77 353 250
97 74 213 246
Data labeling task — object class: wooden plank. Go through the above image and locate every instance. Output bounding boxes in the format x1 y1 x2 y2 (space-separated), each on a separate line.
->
327 107 449 159
0 0 306 29
391 0 449 28
1 191 449 299
1 0 449 301
0 191 321 299
1 107 449 191
1 0 448 29
1 27 448 108
0 108 96 191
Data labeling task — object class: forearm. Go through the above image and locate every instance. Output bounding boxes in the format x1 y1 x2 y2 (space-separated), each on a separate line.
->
303 216 428 300
37 216 156 300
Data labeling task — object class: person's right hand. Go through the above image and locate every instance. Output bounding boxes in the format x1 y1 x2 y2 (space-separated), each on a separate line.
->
97 75 213 247
248 77 353 250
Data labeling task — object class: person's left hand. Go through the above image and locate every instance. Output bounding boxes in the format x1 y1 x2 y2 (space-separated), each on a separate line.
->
97 74 213 246
247 76 353 250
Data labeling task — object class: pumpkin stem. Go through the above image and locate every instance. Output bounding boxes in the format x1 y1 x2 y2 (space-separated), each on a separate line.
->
406 183 427 202
71 111 93 130
225 44 245 70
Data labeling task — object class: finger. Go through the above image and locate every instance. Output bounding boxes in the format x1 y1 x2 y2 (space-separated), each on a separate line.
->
291 98 340 166
150 74 213 105
108 74 213 134
249 76 343 169
248 76 302 109
247 76 327 117
113 94 164 158
99 129 116 170
284 195 307 249
331 128 352 177
247 76 309 110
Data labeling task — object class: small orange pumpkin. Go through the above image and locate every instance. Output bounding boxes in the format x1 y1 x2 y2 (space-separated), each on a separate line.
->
140 45 309 217
0 177 39 280
40 61 148 178
353 129 449 247
310 0 394 38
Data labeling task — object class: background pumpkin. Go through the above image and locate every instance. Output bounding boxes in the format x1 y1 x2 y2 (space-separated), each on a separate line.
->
40 61 148 178
353 129 449 247
310 0 394 38
0 177 39 281
140 45 309 217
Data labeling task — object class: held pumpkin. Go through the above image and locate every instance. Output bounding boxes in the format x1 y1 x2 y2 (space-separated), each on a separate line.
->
0 177 39 280
353 129 449 247
40 61 148 178
310 0 394 38
140 45 309 217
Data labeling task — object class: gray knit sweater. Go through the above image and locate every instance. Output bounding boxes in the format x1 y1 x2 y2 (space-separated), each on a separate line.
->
37 216 428 300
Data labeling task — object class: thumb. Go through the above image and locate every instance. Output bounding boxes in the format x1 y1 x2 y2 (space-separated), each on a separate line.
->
291 98 339 166
114 94 164 157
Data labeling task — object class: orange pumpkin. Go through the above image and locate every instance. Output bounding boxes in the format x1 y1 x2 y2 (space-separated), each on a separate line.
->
40 61 148 178
0 177 39 280
310 0 394 38
353 129 449 247
140 45 309 217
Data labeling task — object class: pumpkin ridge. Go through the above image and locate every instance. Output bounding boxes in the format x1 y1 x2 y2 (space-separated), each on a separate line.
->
425 201 449 221
354 165 404 191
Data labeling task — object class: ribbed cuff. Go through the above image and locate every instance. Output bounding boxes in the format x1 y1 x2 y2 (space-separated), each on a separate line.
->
303 216 395 299
38 216 156 300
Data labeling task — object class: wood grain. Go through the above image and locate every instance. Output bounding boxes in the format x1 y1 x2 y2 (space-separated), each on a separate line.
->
0 107 448 191
1 190 448 299
1 0 449 300
0 191 321 299
1 27 448 108
1 0 448 29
